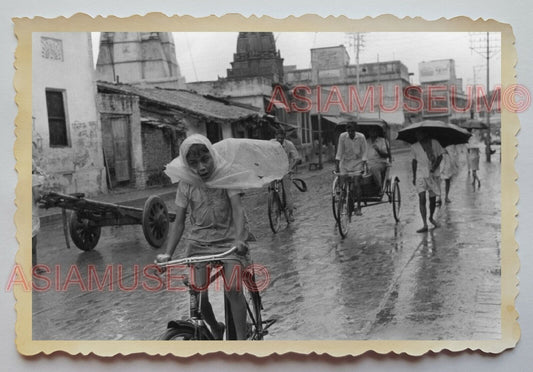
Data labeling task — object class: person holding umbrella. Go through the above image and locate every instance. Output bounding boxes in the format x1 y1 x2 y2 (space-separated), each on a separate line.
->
398 120 470 233
410 129 444 232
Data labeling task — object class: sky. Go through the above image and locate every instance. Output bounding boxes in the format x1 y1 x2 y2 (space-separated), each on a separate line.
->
91 32 501 89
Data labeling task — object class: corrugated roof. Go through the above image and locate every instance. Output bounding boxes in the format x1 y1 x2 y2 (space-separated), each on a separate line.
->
97 81 260 122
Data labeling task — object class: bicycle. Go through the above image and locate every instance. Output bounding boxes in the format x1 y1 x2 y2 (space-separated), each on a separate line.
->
267 174 308 233
267 178 288 233
156 247 276 340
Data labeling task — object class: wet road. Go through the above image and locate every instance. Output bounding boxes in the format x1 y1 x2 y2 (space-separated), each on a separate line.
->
33 150 501 340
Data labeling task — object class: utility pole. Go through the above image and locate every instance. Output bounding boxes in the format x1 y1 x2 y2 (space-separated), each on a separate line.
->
472 65 484 120
470 32 500 162
485 32 491 162
346 33 365 119
316 69 323 169
377 53 381 120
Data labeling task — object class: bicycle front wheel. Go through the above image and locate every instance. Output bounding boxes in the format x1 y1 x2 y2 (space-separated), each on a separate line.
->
337 187 350 238
268 189 282 233
248 289 264 340
158 323 212 340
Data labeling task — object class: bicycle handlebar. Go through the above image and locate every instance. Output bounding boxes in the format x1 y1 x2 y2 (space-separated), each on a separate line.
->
157 246 239 268
332 171 365 176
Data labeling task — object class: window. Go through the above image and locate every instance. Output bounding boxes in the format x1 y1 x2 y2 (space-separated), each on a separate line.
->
45 90 69 147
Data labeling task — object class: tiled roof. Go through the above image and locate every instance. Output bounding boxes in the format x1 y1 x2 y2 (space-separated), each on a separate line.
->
97 81 261 122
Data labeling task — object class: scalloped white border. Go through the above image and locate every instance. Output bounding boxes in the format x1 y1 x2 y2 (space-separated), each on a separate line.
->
13 13 520 357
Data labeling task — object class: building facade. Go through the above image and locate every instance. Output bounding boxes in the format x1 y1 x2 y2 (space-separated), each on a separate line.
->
284 45 415 161
32 32 106 195
418 59 470 123
187 32 290 140
97 82 261 189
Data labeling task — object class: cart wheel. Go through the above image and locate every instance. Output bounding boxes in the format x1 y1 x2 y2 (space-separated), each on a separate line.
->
336 185 350 238
332 176 341 223
142 195 170 248
69 211 101 251
392 178 401 222
267 188 282 233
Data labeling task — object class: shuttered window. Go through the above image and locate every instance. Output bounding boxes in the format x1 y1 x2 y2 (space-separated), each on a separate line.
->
46 90 69 147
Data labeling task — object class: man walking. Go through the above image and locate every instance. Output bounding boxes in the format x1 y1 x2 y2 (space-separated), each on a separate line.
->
411 129 444 233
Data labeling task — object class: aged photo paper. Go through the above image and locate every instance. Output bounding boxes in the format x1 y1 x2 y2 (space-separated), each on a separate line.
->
13 14 519 357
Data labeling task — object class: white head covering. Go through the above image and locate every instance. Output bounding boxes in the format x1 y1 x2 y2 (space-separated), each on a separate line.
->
164 134 289 189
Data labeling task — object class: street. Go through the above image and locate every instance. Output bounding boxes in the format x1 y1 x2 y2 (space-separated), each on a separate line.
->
32 150 501 340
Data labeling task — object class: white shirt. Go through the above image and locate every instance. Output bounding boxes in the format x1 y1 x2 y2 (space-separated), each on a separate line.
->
411 139 444 178
271 139 300 167
336 131 367 173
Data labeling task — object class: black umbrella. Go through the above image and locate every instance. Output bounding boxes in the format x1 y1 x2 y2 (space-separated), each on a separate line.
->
460 119 489 130
397 120 471 147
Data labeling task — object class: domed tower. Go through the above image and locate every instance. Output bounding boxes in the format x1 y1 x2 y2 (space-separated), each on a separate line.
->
96 32 186 89
227 32 284 83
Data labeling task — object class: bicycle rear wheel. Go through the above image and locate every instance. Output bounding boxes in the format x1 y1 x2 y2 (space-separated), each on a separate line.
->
268 189 282 233
332 176 341 223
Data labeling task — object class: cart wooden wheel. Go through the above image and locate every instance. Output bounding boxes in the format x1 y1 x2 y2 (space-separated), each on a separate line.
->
142 195 170 248
392 178 401 222
69 211 101 251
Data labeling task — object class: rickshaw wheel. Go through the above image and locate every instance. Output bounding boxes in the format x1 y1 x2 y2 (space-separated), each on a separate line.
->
392 178 401 222
385 179 392 202
69 211 101 251
331 176 341 223
142 195 170 248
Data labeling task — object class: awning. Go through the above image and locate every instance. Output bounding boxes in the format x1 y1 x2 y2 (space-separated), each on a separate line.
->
318 115 345 125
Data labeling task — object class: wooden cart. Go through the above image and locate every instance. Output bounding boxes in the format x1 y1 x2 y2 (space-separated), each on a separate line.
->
39 192 175 251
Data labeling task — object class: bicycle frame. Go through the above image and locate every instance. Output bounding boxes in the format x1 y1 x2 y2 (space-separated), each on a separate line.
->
157 247 276 340
269 179 286 210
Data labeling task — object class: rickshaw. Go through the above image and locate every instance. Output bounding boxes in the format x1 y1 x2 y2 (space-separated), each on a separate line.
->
331 119 401 238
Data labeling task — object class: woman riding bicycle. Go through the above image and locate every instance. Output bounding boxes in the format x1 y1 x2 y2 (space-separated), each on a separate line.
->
156 135 251 340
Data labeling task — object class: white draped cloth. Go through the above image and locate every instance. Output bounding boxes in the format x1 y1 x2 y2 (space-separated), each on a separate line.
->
164 134 289 189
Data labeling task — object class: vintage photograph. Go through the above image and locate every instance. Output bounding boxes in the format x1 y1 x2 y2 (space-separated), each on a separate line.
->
16 15 518 356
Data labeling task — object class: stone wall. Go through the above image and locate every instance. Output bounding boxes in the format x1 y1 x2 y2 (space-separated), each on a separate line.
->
141 125 173 186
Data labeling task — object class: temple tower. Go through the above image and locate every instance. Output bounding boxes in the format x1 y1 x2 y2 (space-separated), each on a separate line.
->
96 32 186 89
227 32 284 83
